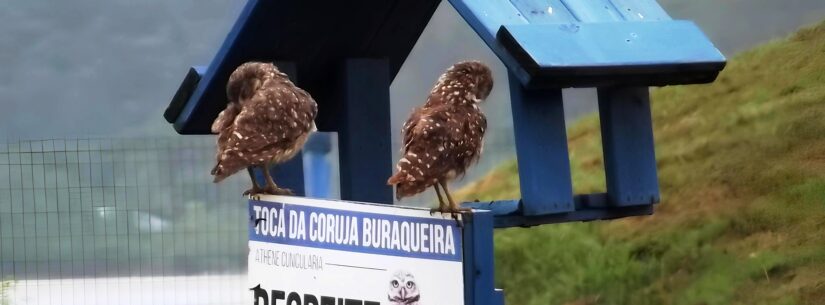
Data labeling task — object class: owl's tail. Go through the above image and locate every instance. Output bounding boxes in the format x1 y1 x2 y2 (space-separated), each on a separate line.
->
388 173 429 200
387 154 432 200
211 160 245 183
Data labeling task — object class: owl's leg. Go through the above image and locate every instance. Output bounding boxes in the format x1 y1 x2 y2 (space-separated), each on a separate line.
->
263 164 295 196
438 180 469 224
430 183 448 215
243 167 263 200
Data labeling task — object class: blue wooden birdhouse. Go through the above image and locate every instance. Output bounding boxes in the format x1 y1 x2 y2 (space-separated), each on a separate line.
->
453 0 726 227
164 0 445 203
164 1 724 304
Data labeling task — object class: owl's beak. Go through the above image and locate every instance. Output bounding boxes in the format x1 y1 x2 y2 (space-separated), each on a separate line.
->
400 288 407 299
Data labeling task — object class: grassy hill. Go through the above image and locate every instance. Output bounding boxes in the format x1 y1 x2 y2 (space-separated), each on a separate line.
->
456 21 825 305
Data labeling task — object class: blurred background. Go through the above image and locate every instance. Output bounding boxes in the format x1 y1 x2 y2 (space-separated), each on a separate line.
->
1 0 824 304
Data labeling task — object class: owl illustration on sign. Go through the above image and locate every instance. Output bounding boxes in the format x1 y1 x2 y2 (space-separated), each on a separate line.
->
388 270 420 305
210 62 318 197
387 60 493 217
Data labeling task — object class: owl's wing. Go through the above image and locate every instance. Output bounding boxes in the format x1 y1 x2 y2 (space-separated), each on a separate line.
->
230 90 315 154
401 107 423 153
211 102 240 134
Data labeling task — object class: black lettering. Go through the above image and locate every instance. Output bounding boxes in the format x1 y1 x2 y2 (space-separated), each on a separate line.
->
320 296 336 305
272 290 286 305
304 294 319 305
364 302 380 305
287 292 302 305
345 299 362 305
251 285 268 305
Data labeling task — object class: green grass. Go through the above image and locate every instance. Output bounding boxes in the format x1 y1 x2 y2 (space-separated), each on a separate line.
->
0 280 12 305
456 20 825 305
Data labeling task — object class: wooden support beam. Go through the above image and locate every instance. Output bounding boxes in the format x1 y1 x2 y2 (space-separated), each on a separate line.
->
508 73 574 215
335 59 393 204
598 86 660 206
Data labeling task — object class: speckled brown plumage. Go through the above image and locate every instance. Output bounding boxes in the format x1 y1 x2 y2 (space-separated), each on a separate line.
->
388 60 493 215
211 62 318 196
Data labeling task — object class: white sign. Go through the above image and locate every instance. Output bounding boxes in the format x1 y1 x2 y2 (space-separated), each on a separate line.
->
248 195 465 305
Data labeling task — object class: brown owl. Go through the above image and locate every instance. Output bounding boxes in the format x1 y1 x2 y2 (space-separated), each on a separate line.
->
211 62 318 196
387 60 493 216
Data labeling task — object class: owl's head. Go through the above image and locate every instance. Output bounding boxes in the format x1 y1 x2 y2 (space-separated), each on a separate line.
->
226 62 288 103
446 60 494 102
388 270 420 303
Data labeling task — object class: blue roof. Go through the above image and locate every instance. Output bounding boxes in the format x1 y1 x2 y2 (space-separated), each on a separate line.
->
448 0 726 88
165 0 726 134
164 0 440 134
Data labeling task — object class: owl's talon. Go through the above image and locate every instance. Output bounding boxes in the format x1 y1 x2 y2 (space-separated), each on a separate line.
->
451 213 464 228
276 188 295 196
259 186 294 196
243 187 263 200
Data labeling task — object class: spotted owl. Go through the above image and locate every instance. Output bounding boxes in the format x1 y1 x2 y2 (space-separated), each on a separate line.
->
388 270 420 305
210 61 318 196
387 60 493 215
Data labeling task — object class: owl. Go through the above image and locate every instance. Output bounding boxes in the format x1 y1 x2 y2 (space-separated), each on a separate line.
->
210 61 318 196
388 270 420 305
387 61 493 217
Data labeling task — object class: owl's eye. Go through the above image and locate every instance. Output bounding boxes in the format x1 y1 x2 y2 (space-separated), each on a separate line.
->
406 281 415 289
391 280 399 288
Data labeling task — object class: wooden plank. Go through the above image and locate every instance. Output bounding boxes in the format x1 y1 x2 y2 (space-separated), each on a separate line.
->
172 0 262 133
463 194 655 228
508 0 577 24
509 73 574 215
447 0 528 45
496 203 653 227
598 87 660 206
164 65 206 123
335 59 393 204
462 211 500 305
502 21 725 69
609 0 671 21
561 0 624 22
169 0 442 134
497 20 726 87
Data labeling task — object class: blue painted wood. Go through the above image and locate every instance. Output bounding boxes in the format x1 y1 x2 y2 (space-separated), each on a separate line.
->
498 21 727 88
462 211 502 305
448 0 527 45
509 0 577 24
463 194 654 228
336 59 393 204
509 73 574 215
463 193 610 215
166 0 441 134
496 203 653 227
610 0 671 21
598 87 660 206
561 0 624 22
303 133 333 199
448 0 534 84
448 0 726 88
171 0 259 133
165 65 207 123
269 156 305 196
493 289 505 305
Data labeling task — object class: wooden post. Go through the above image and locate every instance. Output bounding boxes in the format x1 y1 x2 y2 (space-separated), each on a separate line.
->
335 58 394 204
598 87 660 206
508 73 574 215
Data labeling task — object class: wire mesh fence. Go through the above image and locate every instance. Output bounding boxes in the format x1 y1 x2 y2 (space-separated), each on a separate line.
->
0 137 252 305
0 135 512 305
